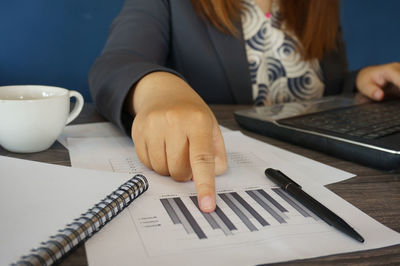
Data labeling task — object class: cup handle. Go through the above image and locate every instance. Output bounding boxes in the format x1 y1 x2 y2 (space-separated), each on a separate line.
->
66 90 84 125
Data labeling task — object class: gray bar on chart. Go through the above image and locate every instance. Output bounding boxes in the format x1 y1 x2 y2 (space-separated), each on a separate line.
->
210 211 233 236
167 198 194 234
160 198 181 224
257 189 288 212
219 193 258 232
174 197 207 239
282 191 319 221
247 190 286 224
272 188 310 218
254 190 288 220
225 193 254 221
190 196 219 230
215 205 237 231
190 196 234 236
230 192 269 226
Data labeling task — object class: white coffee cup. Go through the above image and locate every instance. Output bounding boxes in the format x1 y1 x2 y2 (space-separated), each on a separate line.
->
0 85 84 153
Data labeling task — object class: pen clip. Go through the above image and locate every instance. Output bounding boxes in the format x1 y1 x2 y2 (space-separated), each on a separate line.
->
275 170 302 188
265 168 302 189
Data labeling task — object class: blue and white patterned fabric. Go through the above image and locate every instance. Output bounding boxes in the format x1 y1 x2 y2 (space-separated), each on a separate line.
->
242 0 325 106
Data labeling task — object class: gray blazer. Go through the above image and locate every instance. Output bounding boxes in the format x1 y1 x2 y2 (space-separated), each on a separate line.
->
89 0 358 132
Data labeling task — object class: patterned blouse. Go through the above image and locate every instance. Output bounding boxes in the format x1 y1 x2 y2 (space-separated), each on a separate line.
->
242 0 325 106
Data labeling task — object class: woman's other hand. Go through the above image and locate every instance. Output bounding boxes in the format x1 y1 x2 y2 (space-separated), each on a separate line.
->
128 72 227 213
356 62 400 100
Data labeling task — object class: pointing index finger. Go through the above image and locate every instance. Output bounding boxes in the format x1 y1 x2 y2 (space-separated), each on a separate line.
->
188 125 216 213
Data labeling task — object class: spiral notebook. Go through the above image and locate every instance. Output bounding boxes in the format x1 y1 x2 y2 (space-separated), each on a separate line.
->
0 156 148 266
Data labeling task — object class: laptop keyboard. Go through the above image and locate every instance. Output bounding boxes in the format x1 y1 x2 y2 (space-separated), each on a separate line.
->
278 100 400 139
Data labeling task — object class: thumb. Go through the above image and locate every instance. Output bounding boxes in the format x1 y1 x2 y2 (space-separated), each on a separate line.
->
359 80 384 101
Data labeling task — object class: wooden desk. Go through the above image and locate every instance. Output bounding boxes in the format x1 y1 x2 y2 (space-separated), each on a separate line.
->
2 104 399 265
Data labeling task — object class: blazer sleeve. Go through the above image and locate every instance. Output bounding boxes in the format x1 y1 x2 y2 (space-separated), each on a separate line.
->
89 0 184 133
320 27 359 96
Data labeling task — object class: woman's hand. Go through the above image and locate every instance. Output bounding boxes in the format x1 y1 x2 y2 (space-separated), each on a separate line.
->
356 62 400 100
128 72 227 212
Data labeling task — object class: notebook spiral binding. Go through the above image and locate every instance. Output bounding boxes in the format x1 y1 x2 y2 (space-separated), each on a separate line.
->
13 174 148 266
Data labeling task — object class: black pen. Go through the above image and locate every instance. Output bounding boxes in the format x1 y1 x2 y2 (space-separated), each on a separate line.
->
265 168 365 243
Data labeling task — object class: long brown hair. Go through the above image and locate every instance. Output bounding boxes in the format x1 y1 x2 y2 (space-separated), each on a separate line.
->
191 0 339 61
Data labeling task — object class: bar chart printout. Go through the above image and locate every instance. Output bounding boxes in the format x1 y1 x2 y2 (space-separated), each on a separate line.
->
133 186 323 256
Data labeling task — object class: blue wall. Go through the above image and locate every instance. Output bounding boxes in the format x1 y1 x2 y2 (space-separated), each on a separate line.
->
341 0 400 70
1 0 400 102
0 0 125 102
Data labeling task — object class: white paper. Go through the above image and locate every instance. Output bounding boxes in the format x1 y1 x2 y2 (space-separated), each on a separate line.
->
65 130 400 265
219 125 232 133
68 131 353 187
57 122 124 148
86 186 400 266
58 122 231 148
0 156 134 265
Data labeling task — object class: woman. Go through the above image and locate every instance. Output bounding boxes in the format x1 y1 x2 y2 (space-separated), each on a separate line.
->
89 0 400 212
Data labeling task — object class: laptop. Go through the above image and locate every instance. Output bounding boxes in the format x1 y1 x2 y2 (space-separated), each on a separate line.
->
234 95 400 170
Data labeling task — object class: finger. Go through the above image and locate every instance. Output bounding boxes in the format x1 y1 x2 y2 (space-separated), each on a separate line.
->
147 137 169 176
165 132 192 182
132 138 152 171
188 121 216 213
131 126 152 171
360 82 384 101
383 63 400 87
212 122 228 176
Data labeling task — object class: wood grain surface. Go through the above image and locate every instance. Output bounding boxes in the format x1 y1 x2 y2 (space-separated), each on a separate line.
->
2 104 399 266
